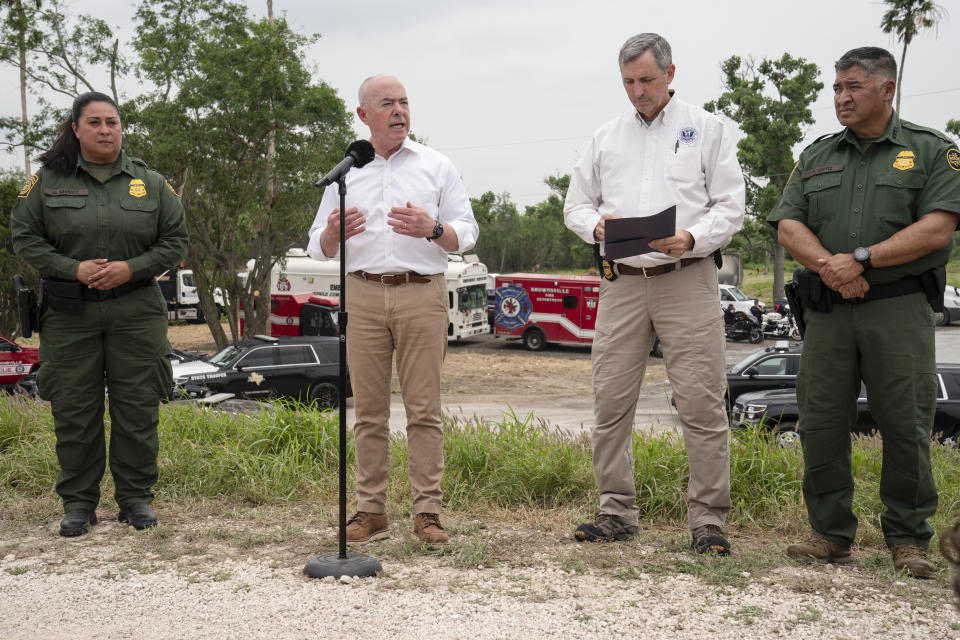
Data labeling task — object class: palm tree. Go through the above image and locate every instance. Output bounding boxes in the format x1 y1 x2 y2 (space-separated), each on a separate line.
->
880 0 946 114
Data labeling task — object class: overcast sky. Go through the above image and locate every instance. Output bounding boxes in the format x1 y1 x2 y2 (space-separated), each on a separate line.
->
2 0 958 207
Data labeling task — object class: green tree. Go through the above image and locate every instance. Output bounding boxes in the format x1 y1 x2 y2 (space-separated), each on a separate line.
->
705 54 823 299
946 119 960 141
125 1 353 346
0 0 125 169
880 0 945 114
471 191 519 272
0 168 38 338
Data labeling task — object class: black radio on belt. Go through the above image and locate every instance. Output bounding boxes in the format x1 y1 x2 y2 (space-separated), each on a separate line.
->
593 243 617 281
13 274 41 338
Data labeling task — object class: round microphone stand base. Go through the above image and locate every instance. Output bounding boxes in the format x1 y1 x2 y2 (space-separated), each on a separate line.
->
303 552 382 580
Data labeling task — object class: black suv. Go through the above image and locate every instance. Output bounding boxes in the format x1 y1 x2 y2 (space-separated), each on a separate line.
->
732 364 960 447
172 335 350 409
726 341 802 405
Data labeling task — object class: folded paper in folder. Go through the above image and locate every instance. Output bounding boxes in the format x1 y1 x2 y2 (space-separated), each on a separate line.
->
603 205 676 260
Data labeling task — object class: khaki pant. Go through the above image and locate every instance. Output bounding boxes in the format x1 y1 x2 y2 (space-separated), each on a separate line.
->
345 273 448 515
591 257 731 529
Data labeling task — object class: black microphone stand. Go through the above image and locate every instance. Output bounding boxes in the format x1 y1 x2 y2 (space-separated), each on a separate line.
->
304 175 382 580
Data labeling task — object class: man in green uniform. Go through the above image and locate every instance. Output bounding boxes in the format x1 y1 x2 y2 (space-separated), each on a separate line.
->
12 92 188 536
769 47 960 577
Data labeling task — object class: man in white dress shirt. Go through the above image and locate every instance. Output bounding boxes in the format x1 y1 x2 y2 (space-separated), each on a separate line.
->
307 74 478 544
564 33 745 553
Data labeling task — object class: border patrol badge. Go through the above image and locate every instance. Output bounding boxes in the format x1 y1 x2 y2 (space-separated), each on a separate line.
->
892 150 915 171
678 126 698 146
129 178 147 197
17 174 38 198
494 284 533 331
948 148 960 172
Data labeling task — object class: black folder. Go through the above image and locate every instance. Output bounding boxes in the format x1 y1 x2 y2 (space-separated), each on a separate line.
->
603 205 676 260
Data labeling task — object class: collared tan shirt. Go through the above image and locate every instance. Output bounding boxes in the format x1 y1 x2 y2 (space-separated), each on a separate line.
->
770 112 960 284
11 150 188 282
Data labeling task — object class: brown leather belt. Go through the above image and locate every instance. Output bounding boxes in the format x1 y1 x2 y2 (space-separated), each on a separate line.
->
616 257 702 278
351 270 432 286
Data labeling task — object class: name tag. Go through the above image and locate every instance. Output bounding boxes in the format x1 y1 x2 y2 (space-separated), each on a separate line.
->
800 165 844 180
43 188 89 196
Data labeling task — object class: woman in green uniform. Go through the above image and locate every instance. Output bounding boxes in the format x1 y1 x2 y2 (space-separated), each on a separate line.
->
11 92 188 536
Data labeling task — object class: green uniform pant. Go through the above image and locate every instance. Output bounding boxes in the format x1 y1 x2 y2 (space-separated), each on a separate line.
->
37 284 173 512
797 291 938 548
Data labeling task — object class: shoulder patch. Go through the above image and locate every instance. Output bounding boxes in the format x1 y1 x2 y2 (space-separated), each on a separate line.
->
948 148 960 172
165 181 180 197
17 174 38 198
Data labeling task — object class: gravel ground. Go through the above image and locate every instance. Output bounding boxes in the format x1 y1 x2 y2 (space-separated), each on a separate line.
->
4 328 959 638
1 511 958 640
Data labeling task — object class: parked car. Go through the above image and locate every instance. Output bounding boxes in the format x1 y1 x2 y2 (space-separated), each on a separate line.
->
170 335 350 409
0 334 39 392
719 284 764 315
731 364 960 447
938 285 960 326
726 341 802 405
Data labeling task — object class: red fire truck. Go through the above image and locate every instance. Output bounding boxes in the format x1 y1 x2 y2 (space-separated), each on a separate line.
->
240 293 339 338
493 273 600 351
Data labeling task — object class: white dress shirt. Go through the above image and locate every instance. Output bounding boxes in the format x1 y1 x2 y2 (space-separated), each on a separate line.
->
564 94 745 268
307 138 478 274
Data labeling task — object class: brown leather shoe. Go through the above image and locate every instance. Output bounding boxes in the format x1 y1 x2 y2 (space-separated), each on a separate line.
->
891 544 936 579
344 511 389 542
413 512 449 544
786 534 852 564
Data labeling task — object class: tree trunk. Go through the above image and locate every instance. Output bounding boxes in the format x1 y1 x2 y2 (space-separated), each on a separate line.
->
773 245 786 300
16 0 30 175
896 38 910 114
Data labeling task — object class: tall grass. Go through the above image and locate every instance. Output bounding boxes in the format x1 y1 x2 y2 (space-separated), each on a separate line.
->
1 396 958 539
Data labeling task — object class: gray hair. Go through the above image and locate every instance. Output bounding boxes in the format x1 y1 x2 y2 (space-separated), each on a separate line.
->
835 47 897 82
358 76 377 107
619 33 672 71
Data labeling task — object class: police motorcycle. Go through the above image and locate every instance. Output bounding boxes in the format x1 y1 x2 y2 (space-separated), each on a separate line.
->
759 310 802 341
724 310 763 344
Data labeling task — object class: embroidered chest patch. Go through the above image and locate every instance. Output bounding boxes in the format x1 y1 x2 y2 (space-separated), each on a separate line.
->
129 178 147 198
892 150 915 171
677 126 698 146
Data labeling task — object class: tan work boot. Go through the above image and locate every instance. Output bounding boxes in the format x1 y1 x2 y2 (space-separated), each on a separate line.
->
344 511 389 542
413 512 449 544
786 534 852 564
891 544 936 579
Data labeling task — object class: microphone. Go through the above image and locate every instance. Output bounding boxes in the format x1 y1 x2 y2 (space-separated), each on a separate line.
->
315 140 376 188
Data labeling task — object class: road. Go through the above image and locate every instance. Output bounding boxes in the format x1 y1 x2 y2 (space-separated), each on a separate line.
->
360 325 960 435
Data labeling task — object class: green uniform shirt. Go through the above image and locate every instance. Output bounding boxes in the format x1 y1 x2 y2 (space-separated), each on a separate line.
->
11 150 188 282
769 112 960 284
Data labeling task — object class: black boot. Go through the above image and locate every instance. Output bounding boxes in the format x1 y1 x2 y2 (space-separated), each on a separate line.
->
60 509 97 537
118 503 158 530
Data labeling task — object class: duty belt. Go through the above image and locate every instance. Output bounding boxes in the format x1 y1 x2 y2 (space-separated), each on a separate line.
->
616 257 702 278
79 279 153 301
835 275 923 304
42 277 153 301
350 270 432 286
